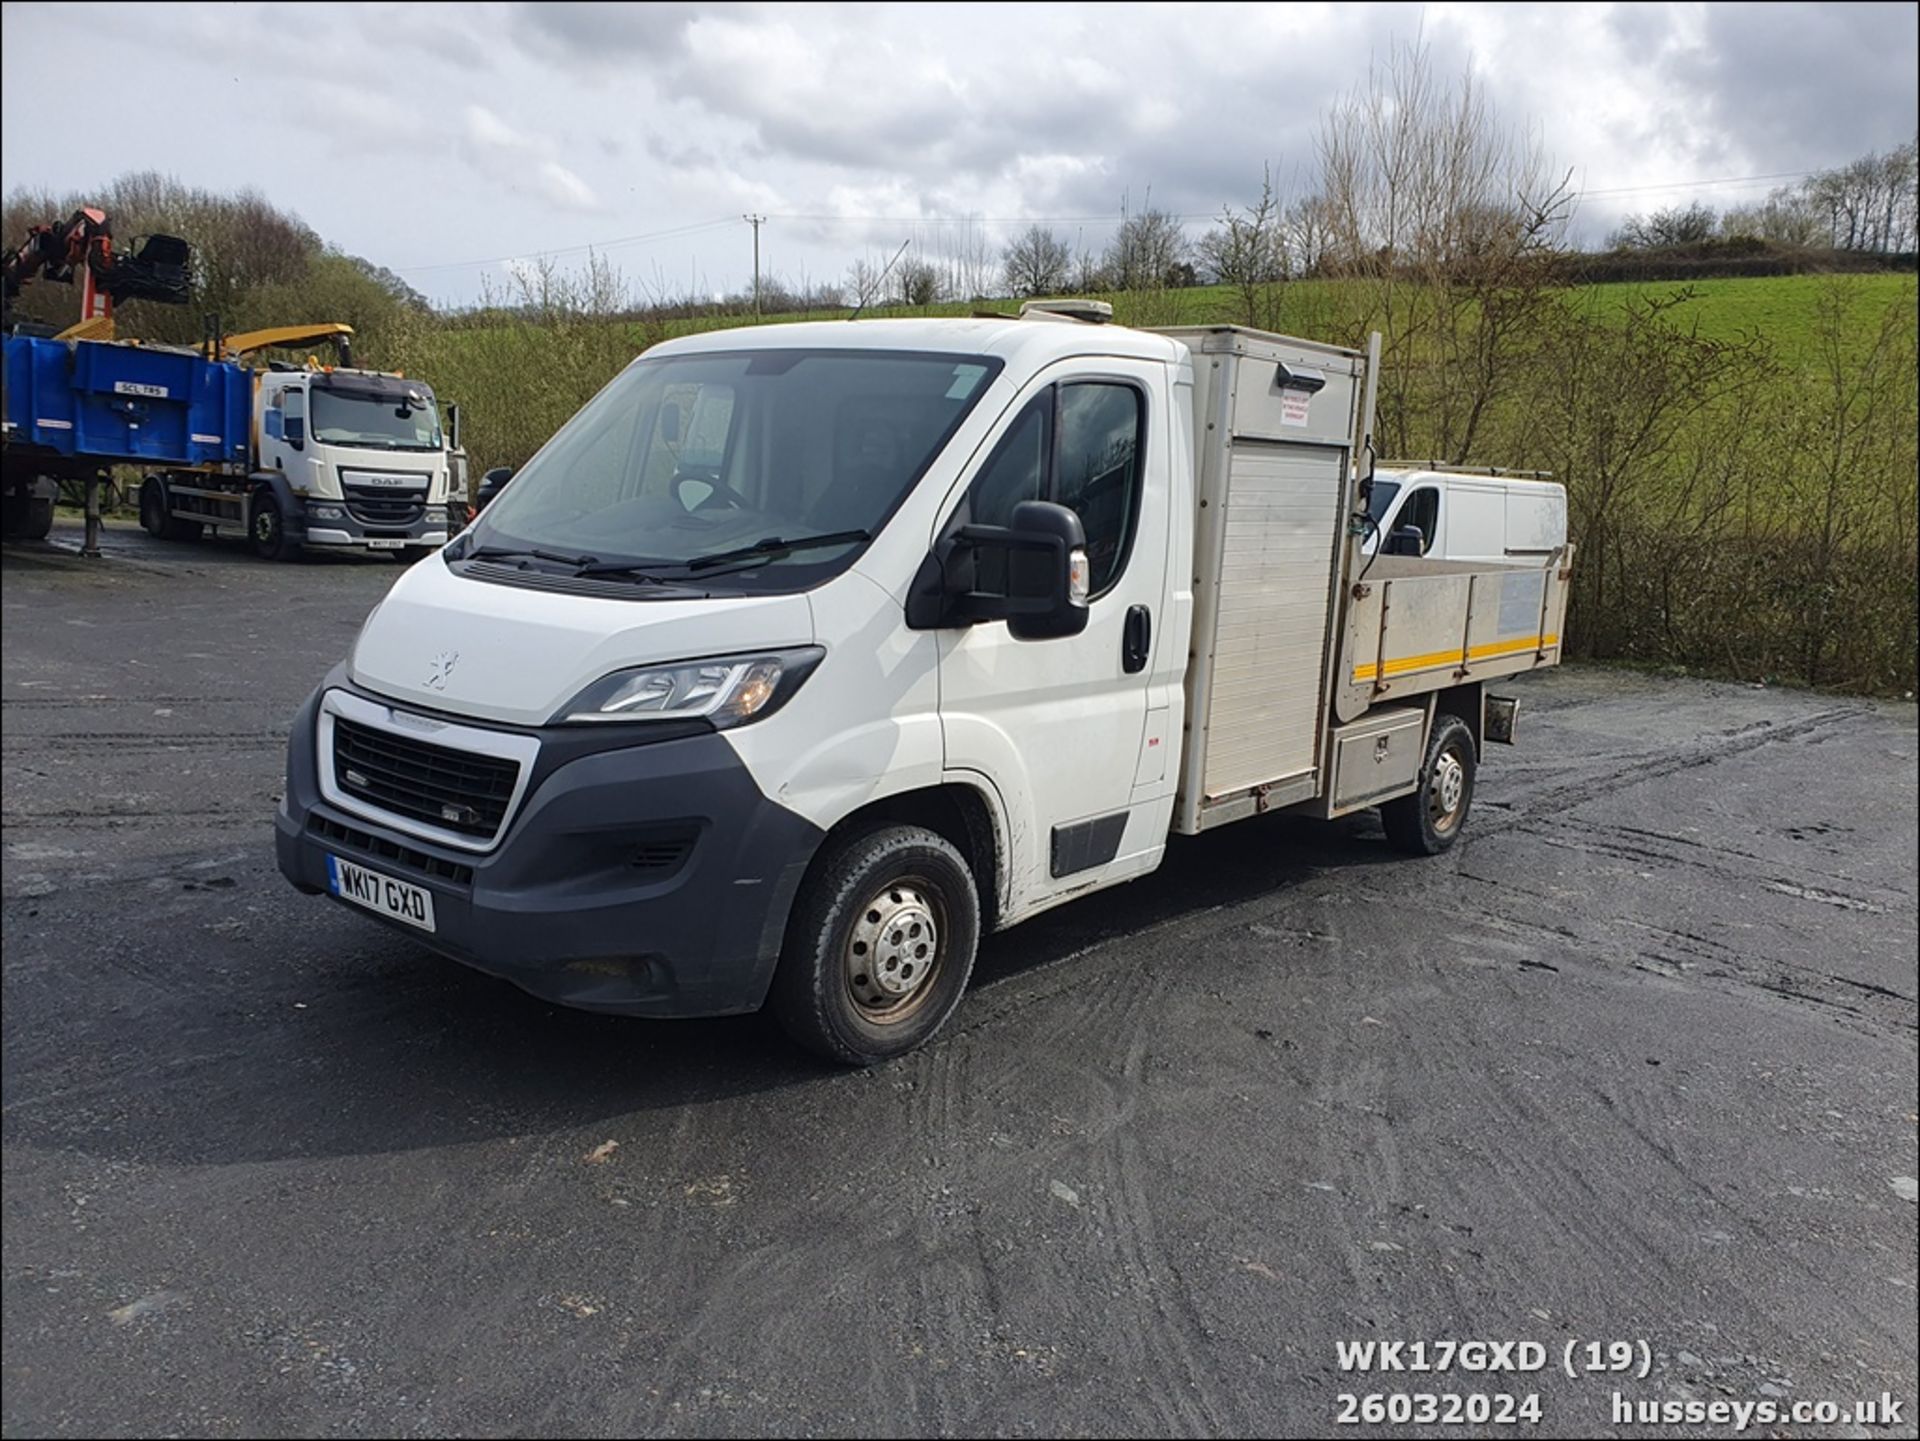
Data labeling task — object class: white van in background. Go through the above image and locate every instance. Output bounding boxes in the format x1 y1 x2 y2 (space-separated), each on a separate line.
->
1365 466 1568 563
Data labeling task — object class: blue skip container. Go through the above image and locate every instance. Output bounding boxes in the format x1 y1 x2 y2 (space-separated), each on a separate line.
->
3 335 252 469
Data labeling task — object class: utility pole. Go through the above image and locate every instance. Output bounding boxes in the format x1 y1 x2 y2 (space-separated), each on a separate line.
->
743 214 765 321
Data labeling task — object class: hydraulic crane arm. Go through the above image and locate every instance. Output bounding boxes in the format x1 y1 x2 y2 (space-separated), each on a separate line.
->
3 209 191 332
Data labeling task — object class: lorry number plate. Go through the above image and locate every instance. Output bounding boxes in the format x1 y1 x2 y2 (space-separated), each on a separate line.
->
366 538 405 549
327 855 436 932
112 381 169 398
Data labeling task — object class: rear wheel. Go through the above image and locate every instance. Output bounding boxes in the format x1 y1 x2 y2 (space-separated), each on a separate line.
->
249 490 291 560
19 495 54 540
140 478 166 537
1381 713 1476 855
142 479 202 542
769 824 980 1065
3 491 56 540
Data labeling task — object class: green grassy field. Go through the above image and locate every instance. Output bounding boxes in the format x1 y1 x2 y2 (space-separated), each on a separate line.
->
562 271 1913 375
1588 273 1913 367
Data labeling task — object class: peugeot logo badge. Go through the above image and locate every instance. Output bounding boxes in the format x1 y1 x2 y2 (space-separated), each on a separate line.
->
427 650 459 690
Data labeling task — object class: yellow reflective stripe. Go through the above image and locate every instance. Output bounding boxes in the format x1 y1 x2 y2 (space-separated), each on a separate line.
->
1352 634 1558 684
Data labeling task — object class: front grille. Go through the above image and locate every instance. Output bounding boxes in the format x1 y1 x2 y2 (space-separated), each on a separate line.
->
332 716 520 839
308 813 474 884
342 480 427 527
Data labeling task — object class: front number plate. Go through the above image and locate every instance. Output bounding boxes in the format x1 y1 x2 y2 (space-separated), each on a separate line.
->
327 854 436 932
365 538 405 550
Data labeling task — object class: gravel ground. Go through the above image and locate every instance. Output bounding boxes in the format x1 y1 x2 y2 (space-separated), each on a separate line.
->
4 518 1916 1438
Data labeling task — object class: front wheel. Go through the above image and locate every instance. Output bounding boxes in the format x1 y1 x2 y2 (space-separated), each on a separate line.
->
249 490 291 560
1381 713 1477 855
768 824 981 1065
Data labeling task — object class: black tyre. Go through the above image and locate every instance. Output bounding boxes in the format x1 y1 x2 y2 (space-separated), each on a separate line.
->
769 824 981 1065
1381 712 1477 856
18 494 55 540
399 544 437 565
249 490 291 560
142 478 201 542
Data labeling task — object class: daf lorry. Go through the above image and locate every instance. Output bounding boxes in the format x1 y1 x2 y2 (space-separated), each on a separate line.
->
1 325 460 558
136 325 460 560
275 311 1573 1064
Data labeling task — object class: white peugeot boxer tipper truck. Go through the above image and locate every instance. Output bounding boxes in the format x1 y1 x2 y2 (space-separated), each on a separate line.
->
276 311 1573 1063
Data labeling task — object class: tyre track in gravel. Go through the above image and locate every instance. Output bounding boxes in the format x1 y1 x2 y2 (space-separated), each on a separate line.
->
1081 968 1227 1437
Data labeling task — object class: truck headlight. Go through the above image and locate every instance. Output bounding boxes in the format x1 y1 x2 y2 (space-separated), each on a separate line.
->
309 503 345 521
554 647 823 727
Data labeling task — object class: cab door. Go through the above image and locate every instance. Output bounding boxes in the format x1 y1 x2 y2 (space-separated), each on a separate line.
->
935 358 1173 920
257 376 305 478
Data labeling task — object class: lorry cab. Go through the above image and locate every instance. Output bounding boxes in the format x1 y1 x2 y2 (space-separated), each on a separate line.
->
277 317 1571 1064
250 367 455 558
1364 466 1567 564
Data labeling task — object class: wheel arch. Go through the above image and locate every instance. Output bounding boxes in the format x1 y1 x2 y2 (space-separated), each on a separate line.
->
808 780 1005 935
1434 680 1484 757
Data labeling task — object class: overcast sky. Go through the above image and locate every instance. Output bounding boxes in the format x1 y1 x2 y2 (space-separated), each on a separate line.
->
2 2 1915 307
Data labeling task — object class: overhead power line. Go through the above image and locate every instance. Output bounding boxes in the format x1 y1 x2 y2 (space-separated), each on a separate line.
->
391 168 1830 278
1576 169 1815 198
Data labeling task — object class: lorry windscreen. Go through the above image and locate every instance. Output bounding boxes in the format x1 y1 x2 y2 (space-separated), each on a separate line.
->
466 348 1003 589
310 383 442 452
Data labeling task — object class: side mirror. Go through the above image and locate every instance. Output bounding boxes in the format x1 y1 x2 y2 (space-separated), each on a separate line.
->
906 499 1090 639
1385 524 1426 556
446 402 462 450
284 415 305 450
476 466 515 510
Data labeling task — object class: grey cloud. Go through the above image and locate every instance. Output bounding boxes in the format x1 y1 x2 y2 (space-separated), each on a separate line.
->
511 1 751 63
1673 3 1918 171
6 1 1916 307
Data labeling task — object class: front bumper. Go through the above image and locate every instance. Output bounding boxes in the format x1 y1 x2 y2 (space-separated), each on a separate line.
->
274 681 825 1017
298 498 455 549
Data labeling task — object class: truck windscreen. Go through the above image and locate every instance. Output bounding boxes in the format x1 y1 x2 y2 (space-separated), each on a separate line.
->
310 384 442 452
1366 478 1401 527
468 349 1003 587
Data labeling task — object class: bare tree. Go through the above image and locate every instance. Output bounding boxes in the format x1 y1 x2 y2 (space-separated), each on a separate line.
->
1101 193 1189 291
1316 38 1573 460
1003 224 1073 296
1071 238 1105 294
1719 191 1827 248
1197 165 1291 327
894 256 940 307
1285 194 1336 276
1608 201 1718 249
844 256 885 311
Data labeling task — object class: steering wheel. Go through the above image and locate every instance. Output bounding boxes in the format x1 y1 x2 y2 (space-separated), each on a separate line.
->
673 470 751 513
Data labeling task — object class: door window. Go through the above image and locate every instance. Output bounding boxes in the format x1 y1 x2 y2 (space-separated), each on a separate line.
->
1398 486 1440 554
955 380 1145 600
1054 383 1143 596
967 395 1050 527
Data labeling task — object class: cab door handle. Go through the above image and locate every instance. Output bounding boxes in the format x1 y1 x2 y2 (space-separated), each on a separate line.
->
1123 604 1151 673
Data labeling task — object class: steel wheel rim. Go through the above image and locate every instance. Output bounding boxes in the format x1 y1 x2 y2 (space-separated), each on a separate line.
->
1429 748 1467 832
845 875 944 1023
255 508 277 545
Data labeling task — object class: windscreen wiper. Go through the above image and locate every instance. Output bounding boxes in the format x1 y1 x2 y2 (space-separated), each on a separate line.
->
466 544 600 568
680 529 872 573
